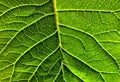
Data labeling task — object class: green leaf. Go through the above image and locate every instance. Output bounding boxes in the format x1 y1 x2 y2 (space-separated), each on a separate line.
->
0 0 120 82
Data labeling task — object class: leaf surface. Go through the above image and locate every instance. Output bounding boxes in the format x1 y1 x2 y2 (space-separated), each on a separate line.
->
0 0 120 82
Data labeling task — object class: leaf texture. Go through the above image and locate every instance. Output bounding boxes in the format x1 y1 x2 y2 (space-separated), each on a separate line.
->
0 0 120 82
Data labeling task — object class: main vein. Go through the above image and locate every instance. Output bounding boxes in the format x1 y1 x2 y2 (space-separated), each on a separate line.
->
52 0 64 81
53 0 62 48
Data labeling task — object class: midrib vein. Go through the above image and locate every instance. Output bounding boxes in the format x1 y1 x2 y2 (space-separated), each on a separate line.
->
52 0 64 81
53 0 61 47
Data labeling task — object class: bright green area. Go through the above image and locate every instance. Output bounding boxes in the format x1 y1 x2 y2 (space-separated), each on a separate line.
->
0 0 120 82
